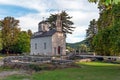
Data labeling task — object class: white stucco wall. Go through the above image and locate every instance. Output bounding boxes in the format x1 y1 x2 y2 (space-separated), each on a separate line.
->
30 32 66 56
30 36 52 55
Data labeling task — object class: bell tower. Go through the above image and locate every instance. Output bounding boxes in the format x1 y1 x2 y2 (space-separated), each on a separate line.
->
56 13 62 32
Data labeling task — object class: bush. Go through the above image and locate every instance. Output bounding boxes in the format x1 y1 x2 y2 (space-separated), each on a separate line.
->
28 64 42 71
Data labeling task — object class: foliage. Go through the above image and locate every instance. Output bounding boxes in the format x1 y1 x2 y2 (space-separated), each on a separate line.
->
12 31 30 53
92 27 112 55
46 11 75 34
86 19 97 51
66 46 74 52
0 17 20 54
29 64 42 71
0 31 2 50
79 44 88 53
88 0 120 12
88 0 120 5
0 17 31 54
66 40 88 49
27 29 32 37
87 0 120 56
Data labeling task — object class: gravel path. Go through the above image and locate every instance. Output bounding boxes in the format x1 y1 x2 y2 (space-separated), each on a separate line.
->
0 70 30 79
0 59 27 79
0 71 22 77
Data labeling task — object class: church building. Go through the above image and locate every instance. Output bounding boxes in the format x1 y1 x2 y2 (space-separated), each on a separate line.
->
30 14 66 56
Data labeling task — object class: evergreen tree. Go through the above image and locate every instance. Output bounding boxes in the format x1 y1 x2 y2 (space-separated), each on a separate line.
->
86 19 97 51
46 11 75 35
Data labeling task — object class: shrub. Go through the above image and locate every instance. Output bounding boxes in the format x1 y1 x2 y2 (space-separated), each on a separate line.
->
28 64 42 71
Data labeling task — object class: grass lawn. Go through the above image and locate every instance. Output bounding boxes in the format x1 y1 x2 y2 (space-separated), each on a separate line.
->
2 62 120 80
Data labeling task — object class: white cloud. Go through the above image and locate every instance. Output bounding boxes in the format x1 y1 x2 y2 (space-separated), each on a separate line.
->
66 26 88 43
17 12 50 32
0 0 99 43
0 0 47 12
68 11 99 26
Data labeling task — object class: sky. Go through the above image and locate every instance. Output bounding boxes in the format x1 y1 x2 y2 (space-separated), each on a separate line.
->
0 0 99 43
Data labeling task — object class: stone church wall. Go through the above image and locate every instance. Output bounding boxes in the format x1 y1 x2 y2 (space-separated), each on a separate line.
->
52 32 66 55
30 37 52 55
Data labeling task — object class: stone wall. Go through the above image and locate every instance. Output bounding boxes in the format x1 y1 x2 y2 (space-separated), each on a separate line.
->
3 56 51 64
3 56 74 71
30 36 52 55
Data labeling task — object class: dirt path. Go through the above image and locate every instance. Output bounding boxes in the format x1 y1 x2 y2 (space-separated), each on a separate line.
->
0 59 28 79
0 59 30 79
0 71 21 77
0 70 28 79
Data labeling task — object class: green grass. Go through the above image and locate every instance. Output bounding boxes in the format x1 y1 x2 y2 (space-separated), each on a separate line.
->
3 62 120 80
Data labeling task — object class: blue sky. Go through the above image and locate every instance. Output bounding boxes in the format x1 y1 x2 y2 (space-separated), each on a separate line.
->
0 0 99 43
0 4 38 18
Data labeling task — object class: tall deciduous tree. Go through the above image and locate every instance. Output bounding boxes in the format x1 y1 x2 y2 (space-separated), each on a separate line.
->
88 2 120 56
1 17 20 54
46 11 75 34
0 17 31 54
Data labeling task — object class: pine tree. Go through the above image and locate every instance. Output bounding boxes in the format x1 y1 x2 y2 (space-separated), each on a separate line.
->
46 11 75 35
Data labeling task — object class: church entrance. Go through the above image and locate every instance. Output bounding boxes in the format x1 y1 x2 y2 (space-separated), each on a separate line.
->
58 46 63 55
58 46 61 54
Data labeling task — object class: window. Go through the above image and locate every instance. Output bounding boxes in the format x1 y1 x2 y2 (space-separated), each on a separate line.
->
54 47 56 55
35 43 37 49
44 43 46 49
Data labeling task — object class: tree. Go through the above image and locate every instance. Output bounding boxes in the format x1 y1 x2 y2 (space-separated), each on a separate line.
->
0 31 2 50
1 17 20 54
46 11 75 34
0 17 31 54
88 0 120 5
66 46 74 52
89 3 120 56
79 44 88 53
92 27 112 55
88 0 120 11
13 31 30 54
27 29 32 37
86 19 97 51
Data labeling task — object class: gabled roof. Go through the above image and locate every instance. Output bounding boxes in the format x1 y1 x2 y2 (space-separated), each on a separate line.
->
31 29 56 39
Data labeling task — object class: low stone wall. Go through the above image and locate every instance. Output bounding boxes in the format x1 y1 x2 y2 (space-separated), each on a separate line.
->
3 56 74 71
3 56 51 64
3 56 52 71
52 60 74 65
